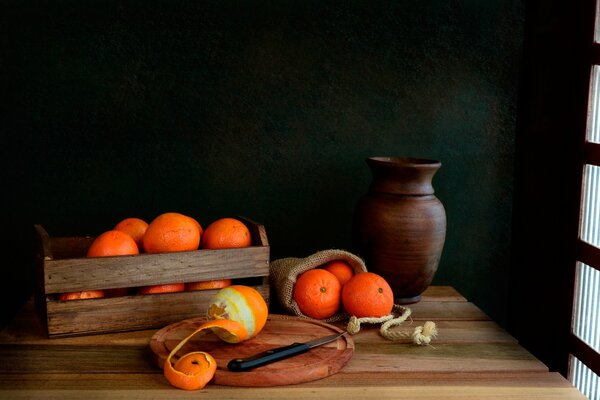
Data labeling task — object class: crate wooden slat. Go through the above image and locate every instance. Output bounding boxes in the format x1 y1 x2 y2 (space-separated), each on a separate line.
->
45 286 270 337
33 217 270 338
42 248 269 293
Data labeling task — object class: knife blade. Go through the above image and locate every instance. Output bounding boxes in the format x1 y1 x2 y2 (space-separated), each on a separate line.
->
227 331 346 372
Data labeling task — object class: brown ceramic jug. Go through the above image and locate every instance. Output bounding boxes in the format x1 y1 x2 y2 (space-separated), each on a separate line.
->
353 156 446 304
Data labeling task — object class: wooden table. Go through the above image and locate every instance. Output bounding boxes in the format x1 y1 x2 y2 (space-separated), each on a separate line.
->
0 286 585 399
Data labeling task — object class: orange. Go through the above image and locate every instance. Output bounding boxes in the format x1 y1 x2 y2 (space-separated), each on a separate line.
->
143 212 201 254
114 217 148 250
323 260 354 286
293 269 341 319
78 230 138 301
342 272 394 318
206 285 268 340
186 279 232 291
58 290 105 301
163 285 268 390
201 218 251 249
138 283 185 295
87 230 139 257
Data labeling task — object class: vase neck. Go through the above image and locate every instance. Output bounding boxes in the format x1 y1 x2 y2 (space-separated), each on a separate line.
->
366 157 441 195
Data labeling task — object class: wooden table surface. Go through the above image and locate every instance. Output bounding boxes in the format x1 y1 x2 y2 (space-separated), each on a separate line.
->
0 286 585 399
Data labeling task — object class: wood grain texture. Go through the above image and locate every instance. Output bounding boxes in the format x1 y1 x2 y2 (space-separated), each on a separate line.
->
150 315 354 387
0 287 585 399
43 246 269 293
45 285 270 337
0 371 576 390
419 285 466 302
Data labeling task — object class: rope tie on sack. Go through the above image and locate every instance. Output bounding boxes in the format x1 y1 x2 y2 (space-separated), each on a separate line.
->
346 305 437 345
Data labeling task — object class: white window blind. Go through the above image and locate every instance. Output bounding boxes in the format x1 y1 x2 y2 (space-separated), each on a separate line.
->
581 164 600 249
573 261 600 354
571 355 600 400
569 11 600 394
588 66 600 144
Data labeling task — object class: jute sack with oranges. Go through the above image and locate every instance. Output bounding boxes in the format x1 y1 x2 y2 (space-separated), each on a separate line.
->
270 249 368 322
270 249 438 344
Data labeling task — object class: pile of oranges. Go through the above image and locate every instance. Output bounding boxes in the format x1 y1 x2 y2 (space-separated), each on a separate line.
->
58 212 252 301
292 261 394 319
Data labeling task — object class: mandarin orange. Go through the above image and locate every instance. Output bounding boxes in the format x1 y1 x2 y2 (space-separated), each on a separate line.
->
138 283 185 295
58 290 105 301
201 218 251 249
114 217 148 250
143 212 201 253
342 272 394 317
87 230 139 257
293 269 341 319
323 260 354 286
185 279 232 291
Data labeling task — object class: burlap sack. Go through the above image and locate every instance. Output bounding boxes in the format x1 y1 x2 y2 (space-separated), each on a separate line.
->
269 249 368 322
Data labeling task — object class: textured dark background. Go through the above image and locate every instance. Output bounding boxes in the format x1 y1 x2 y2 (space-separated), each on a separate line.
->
3 1 524 328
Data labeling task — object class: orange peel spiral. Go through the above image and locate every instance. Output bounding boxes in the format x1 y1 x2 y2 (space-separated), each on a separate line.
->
163 285 268 390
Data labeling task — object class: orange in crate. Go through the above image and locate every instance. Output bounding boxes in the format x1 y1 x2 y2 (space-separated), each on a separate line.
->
87 230 139 257
201 218 251 249
138 283 185 295
114 217 148 250
143 212 201 253
186 279 232 291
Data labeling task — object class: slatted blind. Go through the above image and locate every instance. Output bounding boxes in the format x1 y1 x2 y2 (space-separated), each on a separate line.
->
568 5 600 397
572 355 600 399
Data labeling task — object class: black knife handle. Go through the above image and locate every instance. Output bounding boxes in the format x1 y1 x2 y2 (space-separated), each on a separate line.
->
227 342 311 372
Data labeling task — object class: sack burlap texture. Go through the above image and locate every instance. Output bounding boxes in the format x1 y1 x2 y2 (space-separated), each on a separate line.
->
269 249 368 322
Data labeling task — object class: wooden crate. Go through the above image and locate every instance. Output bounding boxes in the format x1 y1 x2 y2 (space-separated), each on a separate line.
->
33 217 270 338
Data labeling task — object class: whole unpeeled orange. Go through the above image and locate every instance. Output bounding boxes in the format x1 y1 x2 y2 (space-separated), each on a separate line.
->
186 279 232 292
323 260 354 286
342 272 394 318
201 218 251 249
293 269 341 319
138 283 185 295
63 229 138 301
143 212 201 253
87 230 140 257
114 217 148 250
58 290 105 301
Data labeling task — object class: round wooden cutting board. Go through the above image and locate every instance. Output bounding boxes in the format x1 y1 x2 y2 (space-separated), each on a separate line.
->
150 314 354 387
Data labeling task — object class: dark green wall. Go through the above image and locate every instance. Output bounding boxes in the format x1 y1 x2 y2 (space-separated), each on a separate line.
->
4 1 524 327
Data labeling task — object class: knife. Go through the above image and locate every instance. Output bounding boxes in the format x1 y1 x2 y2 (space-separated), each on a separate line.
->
227 331 346 372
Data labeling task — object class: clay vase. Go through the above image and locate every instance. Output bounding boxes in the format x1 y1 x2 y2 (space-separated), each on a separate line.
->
353 157 446 304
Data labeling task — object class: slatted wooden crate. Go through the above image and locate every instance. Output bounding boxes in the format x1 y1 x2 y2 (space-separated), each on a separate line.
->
33 217 270 338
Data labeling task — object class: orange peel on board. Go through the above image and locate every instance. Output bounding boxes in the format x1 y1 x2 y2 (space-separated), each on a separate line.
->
163 285 268 390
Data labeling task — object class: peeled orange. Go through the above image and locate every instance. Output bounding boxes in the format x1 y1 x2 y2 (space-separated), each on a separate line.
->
163 285 268 390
